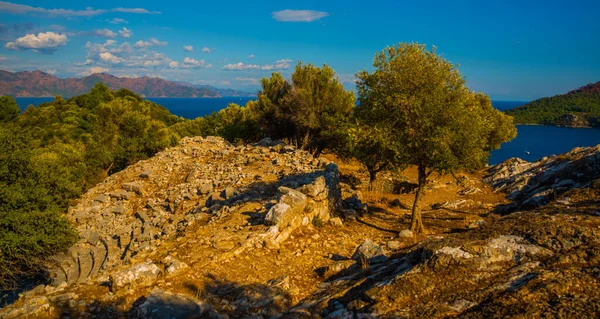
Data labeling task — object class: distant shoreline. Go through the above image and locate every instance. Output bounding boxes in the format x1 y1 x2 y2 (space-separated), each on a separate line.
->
515 123 596 129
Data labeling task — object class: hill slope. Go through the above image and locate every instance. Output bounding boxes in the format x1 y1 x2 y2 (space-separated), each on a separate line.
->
2 136 599 318
0 70 221 98
505 81 600 127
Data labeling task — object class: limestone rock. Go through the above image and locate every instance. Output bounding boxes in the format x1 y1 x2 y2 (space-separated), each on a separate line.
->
110 261 161 291
329 217 343 226
123 182 144 195
398 229 413 238
352 239 387 264
164 256 190 276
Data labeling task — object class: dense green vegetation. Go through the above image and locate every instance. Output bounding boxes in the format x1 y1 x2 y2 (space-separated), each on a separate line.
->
0 48 517 289
0 85 189 289
505 81 600 127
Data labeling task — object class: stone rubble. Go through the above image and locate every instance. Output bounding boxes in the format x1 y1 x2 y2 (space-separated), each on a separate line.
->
485 145 600 211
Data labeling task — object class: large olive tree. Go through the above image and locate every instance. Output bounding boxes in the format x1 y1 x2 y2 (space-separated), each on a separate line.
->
356 43 516 234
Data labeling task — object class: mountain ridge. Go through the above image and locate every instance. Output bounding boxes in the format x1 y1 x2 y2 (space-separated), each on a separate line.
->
175 81 256 97
0 70 252 98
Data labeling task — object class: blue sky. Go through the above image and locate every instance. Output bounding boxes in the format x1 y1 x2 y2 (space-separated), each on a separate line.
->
0 0 599 100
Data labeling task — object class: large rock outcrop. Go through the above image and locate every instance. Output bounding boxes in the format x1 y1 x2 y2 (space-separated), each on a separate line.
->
485 145 600 211
46 136 341 287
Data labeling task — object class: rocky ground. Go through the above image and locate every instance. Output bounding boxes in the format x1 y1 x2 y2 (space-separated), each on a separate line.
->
1 138 599 318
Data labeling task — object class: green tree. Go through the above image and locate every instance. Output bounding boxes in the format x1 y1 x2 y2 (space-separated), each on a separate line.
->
0 96 20 123
255 62 356 155
356 43 516 234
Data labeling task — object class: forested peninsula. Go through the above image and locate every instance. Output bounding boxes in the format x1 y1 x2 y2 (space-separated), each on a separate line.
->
505 81 600 127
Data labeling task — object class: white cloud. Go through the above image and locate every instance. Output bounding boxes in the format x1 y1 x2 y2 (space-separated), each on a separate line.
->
0 2 105 17
112 7 161 14
222 62 260 71
118 27 132 38
235 77 260 85
4 31 67 54
77 66 110 76
183 45 193 52
181 57 212 69
99 51 122 63
93 29 116 38
83 39 176 69
72 29 117 38
201 47 212 53
221 59 292 71
272 10 329 22
248 54 255 59
109 18 128 24
134 37 167 48
261 59 293 71
0 55 6 61
169 61 179 68
44 69 57 75
0 2 161 17
337 74 358 85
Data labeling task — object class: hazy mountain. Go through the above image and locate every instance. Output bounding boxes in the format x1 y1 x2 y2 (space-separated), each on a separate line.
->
0 70 222 98
175 81 256 97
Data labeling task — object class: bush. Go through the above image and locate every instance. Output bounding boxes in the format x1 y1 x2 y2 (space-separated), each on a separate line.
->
0 209 77 289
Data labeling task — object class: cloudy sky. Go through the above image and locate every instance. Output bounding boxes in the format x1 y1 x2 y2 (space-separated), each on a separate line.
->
0 0 599 100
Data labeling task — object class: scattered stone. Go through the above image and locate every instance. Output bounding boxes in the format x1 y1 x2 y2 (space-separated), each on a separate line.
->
93 194 109 203
136 288 212 319
123 182 143 195
352 239 387 264
140 170 152 178
221 186 237 199
329 217 343 227
468 219 485 229
110 261 161 291
199 181 213 194
164 256 190 276
398 229 413 238
387 241 401 249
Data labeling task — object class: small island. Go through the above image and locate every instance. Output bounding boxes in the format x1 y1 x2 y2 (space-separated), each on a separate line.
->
505 81 600 128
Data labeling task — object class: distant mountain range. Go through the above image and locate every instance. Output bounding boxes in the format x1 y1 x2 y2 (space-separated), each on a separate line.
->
0 70 256 98
175 81 257 97
505 81 600 128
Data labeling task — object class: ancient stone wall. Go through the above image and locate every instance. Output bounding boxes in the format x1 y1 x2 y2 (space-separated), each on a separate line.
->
48 136 342 287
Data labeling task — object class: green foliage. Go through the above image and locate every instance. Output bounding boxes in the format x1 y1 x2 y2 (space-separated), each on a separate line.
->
505 82 600 126
0 96 20 123
0 83 186 289
0 209 78 289
355 43 516 233
255 62 356 155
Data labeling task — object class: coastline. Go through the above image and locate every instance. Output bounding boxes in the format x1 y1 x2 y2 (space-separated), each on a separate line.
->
515 123 596 129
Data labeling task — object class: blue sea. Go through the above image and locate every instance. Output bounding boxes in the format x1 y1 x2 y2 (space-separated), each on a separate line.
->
14 98 600 165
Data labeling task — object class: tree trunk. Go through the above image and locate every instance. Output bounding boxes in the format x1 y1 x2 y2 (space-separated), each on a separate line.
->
301 130 311 150
368 170 377 191
410 165 427 234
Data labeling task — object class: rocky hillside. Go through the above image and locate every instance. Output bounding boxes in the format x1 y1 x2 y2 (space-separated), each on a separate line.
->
0 70 220 98
1 139 599 318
